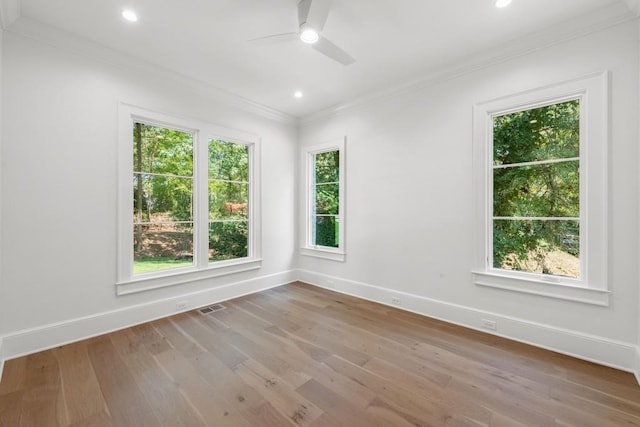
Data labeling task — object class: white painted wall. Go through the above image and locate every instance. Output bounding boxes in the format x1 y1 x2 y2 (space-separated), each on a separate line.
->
636 18 640 385
0 25 5 376
0 25 297 357
299 21 640 370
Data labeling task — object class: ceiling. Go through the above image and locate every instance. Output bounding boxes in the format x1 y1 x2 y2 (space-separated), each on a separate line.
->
10 0 634 118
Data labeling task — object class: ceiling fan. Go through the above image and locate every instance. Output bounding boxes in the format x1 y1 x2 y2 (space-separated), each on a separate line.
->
248 0 355 66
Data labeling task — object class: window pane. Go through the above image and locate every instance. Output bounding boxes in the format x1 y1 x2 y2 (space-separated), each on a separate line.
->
493 100 579 166
133 123 193 175
209 221 248 261
209 140 248 181
493 219 579 278
133 174 193 222
314 216 339 248
315 183 339 215
209 181 248 220
315 150 339 183
133 223 194 274
208 139 250 264
493 161 579 218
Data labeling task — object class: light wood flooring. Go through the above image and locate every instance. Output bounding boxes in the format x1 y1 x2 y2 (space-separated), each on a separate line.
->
1 281 639 426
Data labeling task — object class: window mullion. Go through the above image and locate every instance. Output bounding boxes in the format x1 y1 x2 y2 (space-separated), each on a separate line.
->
487 117 495 271
493 217 580 221
308 154 316 247
247 143 257 258
493 157 579 170
338 141 345 251
195 132 209 268
578 93 588 284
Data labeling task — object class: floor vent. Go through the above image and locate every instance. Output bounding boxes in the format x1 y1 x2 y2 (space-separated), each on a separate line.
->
198 303 226 314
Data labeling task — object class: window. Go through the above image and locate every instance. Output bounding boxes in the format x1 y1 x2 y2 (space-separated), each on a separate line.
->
118 105 261 294
133 123 194 274
301 138 346 261
208 140 250 262
472 73 608 305
492 99 580 279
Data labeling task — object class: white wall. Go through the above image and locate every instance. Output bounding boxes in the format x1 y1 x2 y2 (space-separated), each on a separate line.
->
0 24 297 357
299 21 640 371
0 25 4 377
636 18 640 385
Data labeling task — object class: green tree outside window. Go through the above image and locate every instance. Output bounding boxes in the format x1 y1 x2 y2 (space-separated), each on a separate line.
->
492 100 580 278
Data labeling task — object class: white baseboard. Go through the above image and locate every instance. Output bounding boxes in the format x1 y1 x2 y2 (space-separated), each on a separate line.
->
0 337 4 382
297 269 637 373
1 270 297 361
635 346 640 385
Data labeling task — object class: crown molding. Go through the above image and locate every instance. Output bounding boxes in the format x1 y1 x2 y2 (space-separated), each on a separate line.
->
301 1 636 125
622 0 640 17
0 0 19 29
6 16 296 125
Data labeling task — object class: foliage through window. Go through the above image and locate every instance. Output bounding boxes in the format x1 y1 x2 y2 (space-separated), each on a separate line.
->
473 74 607 304
208 140 249 261
303 139 345 261
133 123 194 274
118 105 260 292
492 100 580 279
313 150 340 247
133 127 254 275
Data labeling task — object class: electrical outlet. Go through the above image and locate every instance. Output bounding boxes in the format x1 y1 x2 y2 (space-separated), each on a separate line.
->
176 300 188 311
391 297 401 306
481 319 497 331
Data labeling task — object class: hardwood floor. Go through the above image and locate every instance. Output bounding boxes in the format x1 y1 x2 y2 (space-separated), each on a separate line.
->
1 281 639 426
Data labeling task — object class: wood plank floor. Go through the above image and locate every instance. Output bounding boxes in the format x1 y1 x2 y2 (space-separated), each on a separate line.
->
1 282 639 426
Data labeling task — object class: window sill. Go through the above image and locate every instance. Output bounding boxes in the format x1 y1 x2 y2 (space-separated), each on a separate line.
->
116 258 262 295
300 247 345 262
472 271 609 306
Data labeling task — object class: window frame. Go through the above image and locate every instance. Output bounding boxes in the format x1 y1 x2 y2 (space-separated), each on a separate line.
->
301 138 346 262
117 104 261 295
472 72 609 306
206 139 253 264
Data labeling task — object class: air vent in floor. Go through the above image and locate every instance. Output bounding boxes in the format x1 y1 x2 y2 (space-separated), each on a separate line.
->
198 303 226 314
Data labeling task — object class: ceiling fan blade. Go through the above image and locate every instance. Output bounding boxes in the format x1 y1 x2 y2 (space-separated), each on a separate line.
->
246 32 299 46
298 0 332 31
312 36 355 65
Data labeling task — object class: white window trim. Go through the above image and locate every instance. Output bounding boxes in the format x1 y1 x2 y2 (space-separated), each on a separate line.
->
471 72 609 306
301 137 346 262
117 103 262 295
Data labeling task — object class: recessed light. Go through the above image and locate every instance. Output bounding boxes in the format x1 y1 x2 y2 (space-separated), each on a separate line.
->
495 0 512 8
294 91 304 99
122 9 138 22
